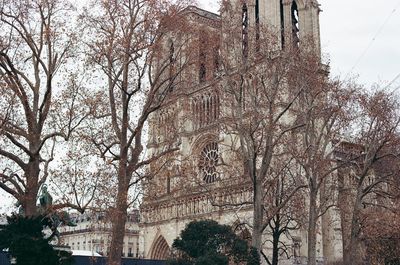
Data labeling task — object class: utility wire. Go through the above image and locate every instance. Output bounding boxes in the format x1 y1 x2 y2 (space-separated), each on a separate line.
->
347 1 400 76
385 73 400 94
390 85 400 94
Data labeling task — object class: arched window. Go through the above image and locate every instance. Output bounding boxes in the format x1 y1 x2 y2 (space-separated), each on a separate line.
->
199 32 207 83
168 40 175 92
192 98 198 129
169 40 175 64
241 79 246 110
166 176 171 194
280 0 285 48
150 236 170 260
255 0 260 51
293 238 301 258
199 142 219 184
192 91 220 130
157 109 176 143
201 95 206 125
206 94 211 124
291 1 300 46
213 93 219 120
199 53 206 83
213 46 220 76
242 3 249 59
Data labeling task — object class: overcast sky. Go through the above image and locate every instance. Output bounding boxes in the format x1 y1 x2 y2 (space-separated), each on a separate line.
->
198 0 400 89
1 0 399 213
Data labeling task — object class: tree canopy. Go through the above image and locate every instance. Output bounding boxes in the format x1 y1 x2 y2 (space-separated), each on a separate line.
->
167 220 259 265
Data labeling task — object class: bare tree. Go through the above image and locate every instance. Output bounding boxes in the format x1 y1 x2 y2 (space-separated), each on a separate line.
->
217 31 315 257
362 208 400 264
216 17 355 264
339 90 400 265
81 1 193 264
0 0 88 216
49 138 104 212
289 65 357 265
264 174 305 265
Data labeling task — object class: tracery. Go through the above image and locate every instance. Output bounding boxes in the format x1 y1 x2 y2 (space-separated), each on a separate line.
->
199 142 219 184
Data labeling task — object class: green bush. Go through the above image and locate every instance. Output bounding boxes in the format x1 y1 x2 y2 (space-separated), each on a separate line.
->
0 214 71 265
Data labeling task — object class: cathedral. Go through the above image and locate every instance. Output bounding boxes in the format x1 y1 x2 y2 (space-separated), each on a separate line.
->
140 0 342 264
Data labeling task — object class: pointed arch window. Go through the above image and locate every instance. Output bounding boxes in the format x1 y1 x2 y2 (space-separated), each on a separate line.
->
242 3 249 59
168 40 175 91
157 109 176 143
255 0 260 51
199 33 207 83
291 1 300 47
166 176 171 194
280 0 285 48
169 40 175 65
150 236 170 260
213 46 220 76
192 91 220 130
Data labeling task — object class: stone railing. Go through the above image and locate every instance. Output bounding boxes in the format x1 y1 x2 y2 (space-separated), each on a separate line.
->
141 186 253 224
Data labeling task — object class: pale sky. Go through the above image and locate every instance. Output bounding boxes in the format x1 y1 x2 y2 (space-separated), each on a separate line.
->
198 0 400 89
1 0 399 213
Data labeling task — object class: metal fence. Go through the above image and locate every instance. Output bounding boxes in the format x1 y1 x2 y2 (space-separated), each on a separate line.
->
273 256 325 265
0 252 166 265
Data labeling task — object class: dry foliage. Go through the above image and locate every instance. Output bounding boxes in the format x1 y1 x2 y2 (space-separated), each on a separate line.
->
0 0 90 216
78 0 194 264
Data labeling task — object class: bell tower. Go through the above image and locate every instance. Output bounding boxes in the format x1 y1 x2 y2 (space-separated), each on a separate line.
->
221 0 321 55
280 0 321 53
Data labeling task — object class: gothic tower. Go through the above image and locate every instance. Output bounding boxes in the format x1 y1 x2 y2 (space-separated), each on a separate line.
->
140 1 341 264
219 0 321 69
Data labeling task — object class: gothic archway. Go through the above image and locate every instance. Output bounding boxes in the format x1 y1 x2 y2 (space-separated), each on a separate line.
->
149 235 170 260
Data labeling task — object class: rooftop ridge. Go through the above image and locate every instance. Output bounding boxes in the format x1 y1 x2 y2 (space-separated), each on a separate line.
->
183 5 220 20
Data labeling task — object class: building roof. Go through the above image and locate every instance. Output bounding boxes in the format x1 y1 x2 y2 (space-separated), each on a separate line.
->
183 5 220 21
72 250 101 257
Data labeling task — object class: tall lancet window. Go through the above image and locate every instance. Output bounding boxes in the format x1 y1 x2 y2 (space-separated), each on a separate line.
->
213 46 220 76
280 0 285 48
169 40 175 66
255 0 260 51
242 3 249 59
199 33 207 83
169 40 175 91
291 1 300 47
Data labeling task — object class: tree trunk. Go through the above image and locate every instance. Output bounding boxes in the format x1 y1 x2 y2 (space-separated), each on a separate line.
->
271 222 280 265
252 178 264 254
107 166 129 265
307 189 317 265
343 192 363 265
24 158 41 217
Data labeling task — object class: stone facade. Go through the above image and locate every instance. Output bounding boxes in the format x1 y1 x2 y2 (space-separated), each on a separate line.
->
140 1 342 264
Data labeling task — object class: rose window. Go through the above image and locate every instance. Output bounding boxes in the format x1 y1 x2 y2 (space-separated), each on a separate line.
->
199 142 219 184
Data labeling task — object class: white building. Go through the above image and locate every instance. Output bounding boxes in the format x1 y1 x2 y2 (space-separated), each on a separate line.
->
59 210 140 258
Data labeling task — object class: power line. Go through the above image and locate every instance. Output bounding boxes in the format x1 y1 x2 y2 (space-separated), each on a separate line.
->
385 73 400 93
347 1 400 76
390 85 400 94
